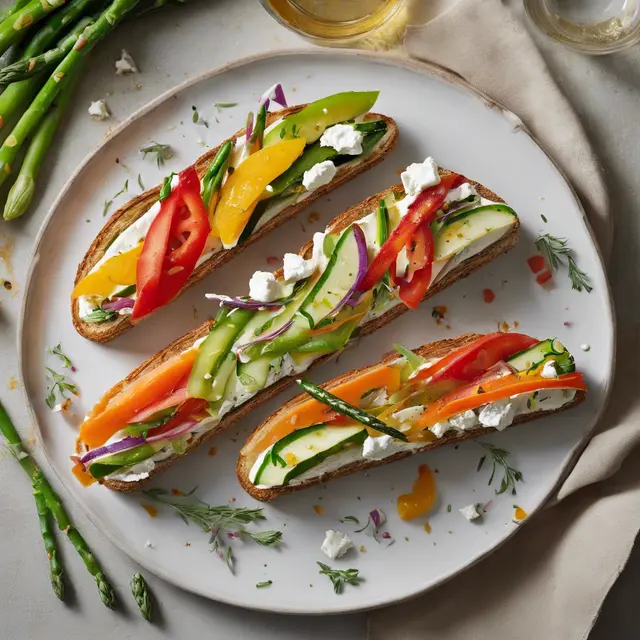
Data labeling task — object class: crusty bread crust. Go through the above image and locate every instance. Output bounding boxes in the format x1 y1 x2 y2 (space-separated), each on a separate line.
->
101 176 520 492
237 333 586 501
72 107 398 343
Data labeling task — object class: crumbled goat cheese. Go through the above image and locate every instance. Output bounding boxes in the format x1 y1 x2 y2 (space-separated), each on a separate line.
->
391 405 425 426
459 504 481 521
302 160 337 191
115 49 138 74
448 410 479 431
362 434 405 460
88 100 110 120
400 157 440 196
431 421 452 438
321 530 354 559
444 182 478 203
283 252 315 282
478 399 516 431
249 271 282 302
320 124 363 155
360 387 389 410
541 360 558 379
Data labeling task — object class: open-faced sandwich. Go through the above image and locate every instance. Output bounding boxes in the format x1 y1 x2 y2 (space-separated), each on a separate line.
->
71 157 520 491
238 333 587 500
71 85 398 342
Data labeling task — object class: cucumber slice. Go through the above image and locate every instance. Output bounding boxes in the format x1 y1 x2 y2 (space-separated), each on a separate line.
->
188 308 255 400
264 91 379 146
259 224 364 358
506 338 575 373
88 442 160 479
253 423 366 487
433 204 517 263
237 356 272 392
208 351 237 401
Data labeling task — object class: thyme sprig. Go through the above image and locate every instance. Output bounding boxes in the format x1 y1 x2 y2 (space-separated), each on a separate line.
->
478 442 523 496
140 141 173 168
143 488 282 572
317 562 362 594
535 234 592 293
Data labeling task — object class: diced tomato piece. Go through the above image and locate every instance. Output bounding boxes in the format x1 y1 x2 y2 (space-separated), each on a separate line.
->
483 288 495 303
527 255 546 274
536 269 553 285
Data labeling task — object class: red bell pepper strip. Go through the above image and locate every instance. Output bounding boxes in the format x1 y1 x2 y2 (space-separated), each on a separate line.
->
358 172 464 292
413 333 539 385
412 371 586 434
132 166 210 321
398 220 435 309
144 397 210 439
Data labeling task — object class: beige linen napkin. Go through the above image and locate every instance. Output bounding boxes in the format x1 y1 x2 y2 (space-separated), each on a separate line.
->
365 1 640 639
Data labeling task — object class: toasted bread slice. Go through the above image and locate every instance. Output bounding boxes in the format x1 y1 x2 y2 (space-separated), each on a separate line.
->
72 107 398 343
99 175 519 492
237 333 587 502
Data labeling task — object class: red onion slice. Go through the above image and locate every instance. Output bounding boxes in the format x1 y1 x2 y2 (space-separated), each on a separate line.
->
205 294 284 311
260 83 287 109
80 436 146 465
102 297 134 311
146 420 199 443
235 318 294 361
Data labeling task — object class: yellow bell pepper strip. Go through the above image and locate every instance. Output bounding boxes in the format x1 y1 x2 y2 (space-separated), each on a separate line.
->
214 138 306 247
79 347 199 447
409 371 586 439
241 363 402 457
71 242 143 299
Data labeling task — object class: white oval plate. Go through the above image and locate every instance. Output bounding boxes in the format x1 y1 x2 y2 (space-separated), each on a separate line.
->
19 51 614 614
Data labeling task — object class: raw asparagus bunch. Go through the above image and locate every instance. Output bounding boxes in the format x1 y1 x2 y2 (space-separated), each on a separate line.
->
0 0 195 220
0 401 116 608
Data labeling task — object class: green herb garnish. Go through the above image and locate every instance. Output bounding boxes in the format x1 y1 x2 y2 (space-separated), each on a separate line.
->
48 343 73 369
83 308 117 323
317 562 362 594
478 442 523 495
102 179 129 216
140 141 173 168
159 172 177 201
45 367 78 410
192 105 208 127
214 102 238 111
256 580 273 588
535 234 592 293
393 343 427 372
138 174 145 191
339 515 360 525
143 488 282 573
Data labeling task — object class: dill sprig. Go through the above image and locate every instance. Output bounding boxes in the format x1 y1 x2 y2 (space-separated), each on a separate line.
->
140 141 173 168
45 367 78 410
317 562 362 594
143 488 282 572
535 234 592 293
478 442 523 496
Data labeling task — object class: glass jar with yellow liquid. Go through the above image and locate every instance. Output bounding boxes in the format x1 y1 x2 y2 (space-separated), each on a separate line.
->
260 0 406 45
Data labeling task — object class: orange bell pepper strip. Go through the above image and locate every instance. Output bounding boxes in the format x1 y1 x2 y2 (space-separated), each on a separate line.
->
79 347 199 447
411 371 586 437
241 364 403 457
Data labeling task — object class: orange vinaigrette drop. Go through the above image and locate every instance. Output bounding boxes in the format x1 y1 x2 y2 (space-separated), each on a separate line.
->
397 464 437 520
424 522 432 534
313 504 324 516
142 504 158 518
514 506 528 522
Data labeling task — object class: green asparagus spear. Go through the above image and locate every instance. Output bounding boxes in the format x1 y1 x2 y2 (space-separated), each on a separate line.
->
4 62 80 219
201 140 231 207
0 401 117 609
0 0 69 56
0 0 33 25
130 573 152 622
0 0 142 185
33 484 65 600
0 17 94 84
24 0 102 56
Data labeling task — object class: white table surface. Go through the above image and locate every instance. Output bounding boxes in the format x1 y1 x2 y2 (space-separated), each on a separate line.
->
0 1 638 638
